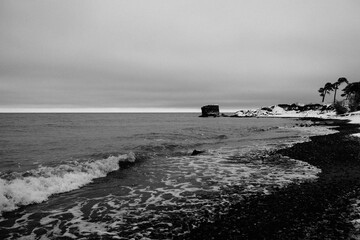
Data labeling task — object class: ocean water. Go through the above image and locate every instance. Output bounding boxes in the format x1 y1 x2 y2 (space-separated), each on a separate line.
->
0 113 336 239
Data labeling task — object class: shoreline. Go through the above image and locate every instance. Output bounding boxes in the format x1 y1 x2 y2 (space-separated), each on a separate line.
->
186 119 360 239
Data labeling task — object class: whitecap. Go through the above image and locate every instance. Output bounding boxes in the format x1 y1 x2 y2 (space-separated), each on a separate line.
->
0 153 135 214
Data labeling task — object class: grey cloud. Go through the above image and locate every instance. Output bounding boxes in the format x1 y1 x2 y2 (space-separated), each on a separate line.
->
1 0 360 111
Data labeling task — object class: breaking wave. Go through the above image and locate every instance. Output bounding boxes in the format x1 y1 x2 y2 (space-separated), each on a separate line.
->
0 152 136 214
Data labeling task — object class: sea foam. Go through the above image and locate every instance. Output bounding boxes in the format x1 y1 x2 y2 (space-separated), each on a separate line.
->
0 153 135 214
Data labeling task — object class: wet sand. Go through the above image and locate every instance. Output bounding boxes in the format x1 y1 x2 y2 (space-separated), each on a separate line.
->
187 119 360 239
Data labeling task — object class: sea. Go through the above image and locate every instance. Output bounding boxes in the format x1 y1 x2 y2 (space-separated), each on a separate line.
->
0 113 337 239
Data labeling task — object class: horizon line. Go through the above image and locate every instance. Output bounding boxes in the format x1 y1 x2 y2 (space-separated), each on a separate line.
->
0 107 241 113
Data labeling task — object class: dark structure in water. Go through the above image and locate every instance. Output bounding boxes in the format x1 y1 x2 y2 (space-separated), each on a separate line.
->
191 150 206 156
200 105 220 117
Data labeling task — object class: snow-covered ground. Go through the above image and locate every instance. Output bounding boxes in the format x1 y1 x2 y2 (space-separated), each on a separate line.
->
233 106 360 124
340 111 360 124
233 104 336 119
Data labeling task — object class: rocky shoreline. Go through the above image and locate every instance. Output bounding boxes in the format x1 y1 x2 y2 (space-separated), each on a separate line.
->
186 119 360 239
200 103 336 118
232 103 335 118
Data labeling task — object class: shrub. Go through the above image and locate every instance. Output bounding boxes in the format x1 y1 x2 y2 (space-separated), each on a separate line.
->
334 101 349 115
348 94 360 112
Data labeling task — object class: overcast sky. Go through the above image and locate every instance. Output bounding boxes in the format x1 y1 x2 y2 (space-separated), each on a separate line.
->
1 0 360 112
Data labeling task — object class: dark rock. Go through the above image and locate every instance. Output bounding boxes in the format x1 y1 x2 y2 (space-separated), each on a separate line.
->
326 105 335 111
289 103 302 111
298 122 312 127
216 134 228 139
191 150 206 156
319 104 335 111
277 103 330 112
33 228 47 236
200 105 220 117
118 161 136 169
261 107 273 112
303 103 323 111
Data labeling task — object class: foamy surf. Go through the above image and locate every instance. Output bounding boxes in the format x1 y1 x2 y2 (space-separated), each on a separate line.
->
291 125 338 136
5 149 322 239
0 153 135 214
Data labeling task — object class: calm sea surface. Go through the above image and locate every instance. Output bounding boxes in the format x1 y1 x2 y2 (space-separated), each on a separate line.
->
0 113 335 239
